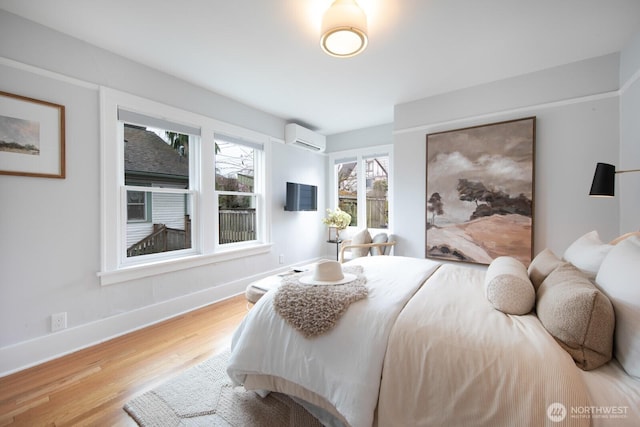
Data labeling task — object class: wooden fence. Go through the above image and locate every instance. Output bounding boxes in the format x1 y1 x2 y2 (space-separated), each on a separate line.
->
127 221 191 257
219 209 256 244
339 196 388 228
127 202 386 256
127 211 256 255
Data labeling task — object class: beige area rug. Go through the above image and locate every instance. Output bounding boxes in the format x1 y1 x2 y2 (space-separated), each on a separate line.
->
124 350 322 427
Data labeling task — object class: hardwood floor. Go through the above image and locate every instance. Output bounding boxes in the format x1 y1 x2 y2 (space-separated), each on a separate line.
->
0 294 249 426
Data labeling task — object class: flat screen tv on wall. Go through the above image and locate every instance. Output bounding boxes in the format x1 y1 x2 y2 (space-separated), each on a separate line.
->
285 182 317 211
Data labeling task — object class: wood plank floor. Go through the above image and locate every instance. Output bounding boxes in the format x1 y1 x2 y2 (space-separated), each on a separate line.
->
0 294 248 426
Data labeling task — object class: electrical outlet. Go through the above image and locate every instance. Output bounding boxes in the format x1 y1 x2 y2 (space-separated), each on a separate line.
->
279 254 285 264
51 312 67 332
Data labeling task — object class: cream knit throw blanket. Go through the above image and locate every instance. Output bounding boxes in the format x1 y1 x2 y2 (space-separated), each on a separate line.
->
273 265 367 338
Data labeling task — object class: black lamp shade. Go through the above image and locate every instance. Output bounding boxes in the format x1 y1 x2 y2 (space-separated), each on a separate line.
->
589 162 615 197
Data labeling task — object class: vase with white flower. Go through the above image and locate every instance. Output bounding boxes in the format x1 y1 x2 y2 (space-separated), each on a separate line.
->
322 207 351 241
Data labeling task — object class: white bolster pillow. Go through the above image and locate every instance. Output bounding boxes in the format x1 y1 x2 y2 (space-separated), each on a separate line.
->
484 256 535 315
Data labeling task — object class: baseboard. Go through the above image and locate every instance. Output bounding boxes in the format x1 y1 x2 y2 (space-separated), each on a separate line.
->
0 259 322 377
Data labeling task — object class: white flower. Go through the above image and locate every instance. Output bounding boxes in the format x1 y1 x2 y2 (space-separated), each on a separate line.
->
321 208 351 229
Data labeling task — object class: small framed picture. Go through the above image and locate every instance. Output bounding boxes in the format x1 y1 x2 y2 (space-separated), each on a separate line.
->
0 90 65 178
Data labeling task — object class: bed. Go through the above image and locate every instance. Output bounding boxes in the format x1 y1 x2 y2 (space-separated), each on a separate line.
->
227 231 640 426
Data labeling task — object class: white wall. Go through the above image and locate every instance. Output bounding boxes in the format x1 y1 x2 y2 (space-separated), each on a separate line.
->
619 32 640 234
392 54 623 258
270 142 328 264
0 11 326 375
326 123 393 152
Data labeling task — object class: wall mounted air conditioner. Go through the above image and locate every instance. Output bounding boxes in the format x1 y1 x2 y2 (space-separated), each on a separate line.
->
284 123 326 152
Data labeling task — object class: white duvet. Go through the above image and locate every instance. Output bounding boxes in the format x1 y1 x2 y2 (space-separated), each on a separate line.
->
378 264 593 427
227 256 441 427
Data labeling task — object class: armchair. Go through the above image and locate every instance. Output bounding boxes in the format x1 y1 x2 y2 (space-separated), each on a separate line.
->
339 229 396 263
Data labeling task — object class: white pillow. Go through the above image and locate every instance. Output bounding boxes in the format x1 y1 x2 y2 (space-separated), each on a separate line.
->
528 248 563 291
485 256 535 315
384 233 395 255
595 235 640 379
350 228 372 258
563 230 613 278
370 233 388 256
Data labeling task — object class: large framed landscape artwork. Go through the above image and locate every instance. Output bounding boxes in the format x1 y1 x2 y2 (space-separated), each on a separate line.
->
425 117 535 266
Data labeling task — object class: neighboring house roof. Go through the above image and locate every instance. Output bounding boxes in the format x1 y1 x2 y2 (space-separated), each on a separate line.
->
340 162 356 177
124 125 188 180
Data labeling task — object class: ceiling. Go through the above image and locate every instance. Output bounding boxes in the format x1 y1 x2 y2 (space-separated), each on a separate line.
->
2 0 640 135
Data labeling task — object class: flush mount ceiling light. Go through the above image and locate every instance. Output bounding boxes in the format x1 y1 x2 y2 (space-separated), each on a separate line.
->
320 0 368 58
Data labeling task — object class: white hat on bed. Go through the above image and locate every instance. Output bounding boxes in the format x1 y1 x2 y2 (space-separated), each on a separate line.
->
299 260 357 286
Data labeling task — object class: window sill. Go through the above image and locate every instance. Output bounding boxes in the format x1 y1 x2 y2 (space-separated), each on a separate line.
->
98 243 273 286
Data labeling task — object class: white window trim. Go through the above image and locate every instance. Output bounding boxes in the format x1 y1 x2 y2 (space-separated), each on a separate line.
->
328 145 393 233
99 87 272 286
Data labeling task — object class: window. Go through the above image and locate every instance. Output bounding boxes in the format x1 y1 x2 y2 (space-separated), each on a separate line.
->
337 160 358 226
99 88 271 285
364 155 389 229
126 190 148 222
214 134 263 245
332 147 392 231
120 117 196 260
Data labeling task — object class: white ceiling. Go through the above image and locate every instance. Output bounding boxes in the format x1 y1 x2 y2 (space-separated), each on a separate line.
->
2 0 640 135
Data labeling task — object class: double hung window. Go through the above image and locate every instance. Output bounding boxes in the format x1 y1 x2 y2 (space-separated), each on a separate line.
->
214 133 263 245
99 88 270 285
126 190 148 222
119 112 198 259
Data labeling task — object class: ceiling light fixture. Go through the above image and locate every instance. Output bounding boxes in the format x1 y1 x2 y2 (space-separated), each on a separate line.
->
320 0 368 58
